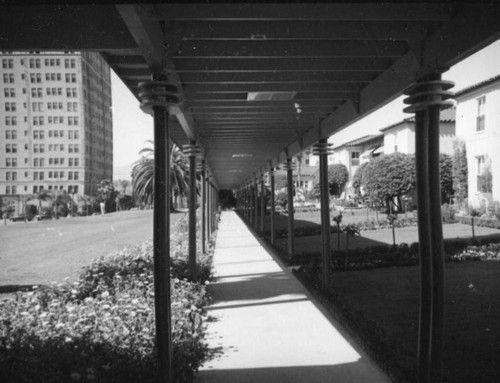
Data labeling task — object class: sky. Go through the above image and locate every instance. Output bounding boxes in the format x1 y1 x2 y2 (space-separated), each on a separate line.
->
111 39 500 180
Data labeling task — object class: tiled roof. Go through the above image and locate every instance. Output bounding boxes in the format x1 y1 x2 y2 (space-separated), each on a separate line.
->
454 75 500 98
333 134 383 149
379 106 456 132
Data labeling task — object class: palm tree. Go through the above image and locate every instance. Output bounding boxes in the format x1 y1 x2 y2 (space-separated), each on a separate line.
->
131 140 191 211
27 189 52 214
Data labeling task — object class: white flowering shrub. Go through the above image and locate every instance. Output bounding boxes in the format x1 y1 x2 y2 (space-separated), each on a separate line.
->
0 217 213 382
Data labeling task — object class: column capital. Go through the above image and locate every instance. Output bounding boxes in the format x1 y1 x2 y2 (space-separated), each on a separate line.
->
138 80 180 115
403 78 455 114
183 143 201 158
312 141 334 156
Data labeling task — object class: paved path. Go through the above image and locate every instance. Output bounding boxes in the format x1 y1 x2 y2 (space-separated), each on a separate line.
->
195 211 391 383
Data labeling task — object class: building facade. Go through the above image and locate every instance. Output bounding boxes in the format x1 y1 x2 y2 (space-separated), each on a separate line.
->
455 76 500 207
0 51 112 199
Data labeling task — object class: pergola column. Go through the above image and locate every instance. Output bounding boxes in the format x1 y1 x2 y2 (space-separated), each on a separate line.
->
183 142 200 281
269 169 276 245
254 178 259 231
207 178 212 236
313 139 334 291
284 158 295 259
138 79 177 382
199 161 206 254
403 75 454 383
260 175 265 235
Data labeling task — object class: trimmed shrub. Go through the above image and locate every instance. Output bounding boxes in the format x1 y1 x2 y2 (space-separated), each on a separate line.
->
0 217 213 383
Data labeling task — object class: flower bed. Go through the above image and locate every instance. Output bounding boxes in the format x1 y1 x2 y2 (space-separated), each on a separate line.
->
293 237 500 273
0 215 215 383
456 215 500 229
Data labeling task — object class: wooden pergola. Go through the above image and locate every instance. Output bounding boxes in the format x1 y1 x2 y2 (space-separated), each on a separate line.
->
2 3 500 382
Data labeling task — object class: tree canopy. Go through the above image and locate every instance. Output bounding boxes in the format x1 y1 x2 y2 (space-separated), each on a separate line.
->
131 141 191 210
362 153 416 208
328 164 349 196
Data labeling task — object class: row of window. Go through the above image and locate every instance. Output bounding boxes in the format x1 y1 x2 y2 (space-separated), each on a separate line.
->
23 58 76 69
32 144 80 153
4 185 80 195
4 101 78 112
3 87 79 98
5 157 81 168
5 170 80 181
4 115 80 126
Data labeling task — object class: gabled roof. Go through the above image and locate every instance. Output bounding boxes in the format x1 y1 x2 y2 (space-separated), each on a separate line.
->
454 75 500 98
333 134 383 150
380 107 456 132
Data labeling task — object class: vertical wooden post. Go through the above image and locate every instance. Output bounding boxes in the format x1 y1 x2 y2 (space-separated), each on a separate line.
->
404 76 454 383
270 169 276 245
285 158 295 258
254 179 258 230
201 161 206 254
184 142 199 281
138 79 175 383
314 139 333 292
260 175 265 234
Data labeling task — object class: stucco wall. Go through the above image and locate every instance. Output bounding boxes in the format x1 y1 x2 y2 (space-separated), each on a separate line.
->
455 82 500 207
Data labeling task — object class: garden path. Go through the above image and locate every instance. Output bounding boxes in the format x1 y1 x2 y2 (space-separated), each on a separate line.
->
195 210 391 383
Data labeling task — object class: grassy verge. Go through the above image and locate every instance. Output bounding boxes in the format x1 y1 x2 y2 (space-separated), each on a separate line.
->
0 213 217 383
295 256 500 382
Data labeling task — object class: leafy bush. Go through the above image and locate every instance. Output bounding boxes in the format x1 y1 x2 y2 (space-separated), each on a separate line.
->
456 215 500 229
0 218 213 383
293 237 500 272
441 203 456 223
328 164 349 196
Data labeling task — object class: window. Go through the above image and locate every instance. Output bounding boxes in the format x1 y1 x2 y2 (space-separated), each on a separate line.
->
477 96 486 131
4 88 15 97
351 151 360 166
476 155 492 193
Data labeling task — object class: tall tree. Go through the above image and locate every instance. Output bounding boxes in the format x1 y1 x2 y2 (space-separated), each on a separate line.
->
131 140 191 210
328 164 349 196
452 139 468 203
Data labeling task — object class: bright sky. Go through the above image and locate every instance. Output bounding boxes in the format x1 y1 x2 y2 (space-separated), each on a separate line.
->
111 39 500 180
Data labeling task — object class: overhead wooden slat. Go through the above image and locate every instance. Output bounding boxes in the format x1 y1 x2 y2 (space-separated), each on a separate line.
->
179 71 377 83
174 57 396 72
167 20 434 41
175 40 408 58
155 3 454 21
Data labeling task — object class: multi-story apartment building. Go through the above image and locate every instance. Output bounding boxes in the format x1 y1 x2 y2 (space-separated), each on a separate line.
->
0 51 112 199
455 75 500 207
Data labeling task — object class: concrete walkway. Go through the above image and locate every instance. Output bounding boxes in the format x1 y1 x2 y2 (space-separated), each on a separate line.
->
195 211 392 383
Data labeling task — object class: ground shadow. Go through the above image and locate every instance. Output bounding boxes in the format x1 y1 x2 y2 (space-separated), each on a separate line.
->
0 284 42 294
196 360 390 383
207 271 305 304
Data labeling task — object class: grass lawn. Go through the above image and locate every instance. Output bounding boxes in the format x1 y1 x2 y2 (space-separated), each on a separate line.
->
326 261 500 383
0 210 185 291
273 223 500 257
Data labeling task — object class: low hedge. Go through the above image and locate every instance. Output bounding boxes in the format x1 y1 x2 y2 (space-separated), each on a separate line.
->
0 216 214 383
293 237 500 272
456 215 500 229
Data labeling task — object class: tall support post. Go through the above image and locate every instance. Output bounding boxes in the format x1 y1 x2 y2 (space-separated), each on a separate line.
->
314 139 334 292
404 75 454 383
270 169 276 245
260 175 265 235
183 142 200 281
138 79 178 383
207 179 212 236
200 161 206 254
284 158 295 259
254 178 259 231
